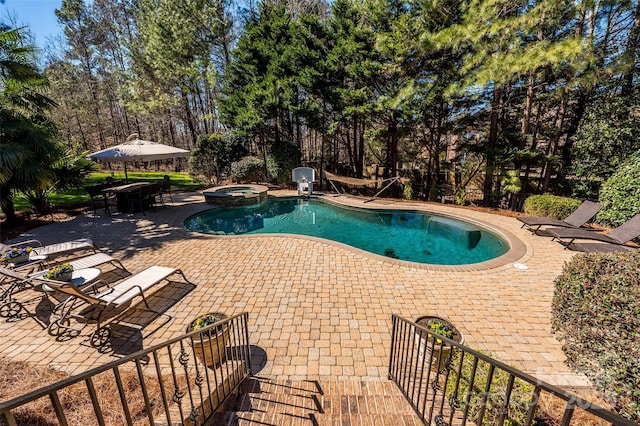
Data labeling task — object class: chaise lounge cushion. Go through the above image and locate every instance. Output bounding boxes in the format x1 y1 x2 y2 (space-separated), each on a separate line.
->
569 242 638 253
547 214 640 246
1 238 96 259
94 265 177 306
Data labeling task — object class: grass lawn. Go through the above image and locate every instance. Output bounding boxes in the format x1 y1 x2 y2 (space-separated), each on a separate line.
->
6 172 206 213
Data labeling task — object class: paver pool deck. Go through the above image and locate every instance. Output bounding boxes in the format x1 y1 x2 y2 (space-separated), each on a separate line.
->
0 190 590 389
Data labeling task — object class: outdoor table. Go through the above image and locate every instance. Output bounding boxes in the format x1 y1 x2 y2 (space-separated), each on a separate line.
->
103 182 153 213
41 267 102 293
41 267 102 314
8 254 47 273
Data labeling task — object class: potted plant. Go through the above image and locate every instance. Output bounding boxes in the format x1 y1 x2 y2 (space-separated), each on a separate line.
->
1 246 33 265
415 315 464 372
45 263 74 282
185 312 229 368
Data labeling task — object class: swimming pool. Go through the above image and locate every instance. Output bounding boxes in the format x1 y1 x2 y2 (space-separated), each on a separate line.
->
185 198 509 265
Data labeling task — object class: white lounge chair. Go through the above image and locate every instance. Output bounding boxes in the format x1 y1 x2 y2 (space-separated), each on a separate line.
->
46 266 190 346
0 252 128 320
0 238 97 262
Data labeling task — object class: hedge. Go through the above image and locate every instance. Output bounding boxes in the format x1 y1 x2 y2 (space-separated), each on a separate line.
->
552 251 640 422
522 194 582 220
229 156 264 183
597 153 640 227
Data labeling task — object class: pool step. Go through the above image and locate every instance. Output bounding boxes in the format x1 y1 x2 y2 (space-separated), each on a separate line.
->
211 376 421 425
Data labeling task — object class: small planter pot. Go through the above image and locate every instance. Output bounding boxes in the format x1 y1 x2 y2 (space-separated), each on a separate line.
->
55 272 73 282
10 254 30 265
46 272 73 282
186 313 229 368
414 316 464 372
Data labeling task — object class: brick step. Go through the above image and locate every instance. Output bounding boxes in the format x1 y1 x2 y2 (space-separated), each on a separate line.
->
209 376 422 426
213 412 421 426
313 413 422 426
240 376 407 396
235 391 321 415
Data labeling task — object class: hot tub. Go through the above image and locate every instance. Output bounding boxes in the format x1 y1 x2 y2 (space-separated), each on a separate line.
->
203 184 269 207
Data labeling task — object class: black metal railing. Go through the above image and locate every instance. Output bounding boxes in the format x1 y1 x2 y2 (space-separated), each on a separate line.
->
0 312 251 426
389 315 636 426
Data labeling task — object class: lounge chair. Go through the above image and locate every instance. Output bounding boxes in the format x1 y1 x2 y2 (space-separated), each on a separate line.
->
0 238 97 262
546 214 640 249
0 252 128 320
46 266 190 346
517 200 601 234
569 242 638 253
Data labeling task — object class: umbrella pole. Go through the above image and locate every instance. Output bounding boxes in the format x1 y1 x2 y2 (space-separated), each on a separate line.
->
124 163 128 182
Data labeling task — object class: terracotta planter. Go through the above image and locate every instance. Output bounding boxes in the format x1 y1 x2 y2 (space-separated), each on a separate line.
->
414 316 464 372
186 313 229 368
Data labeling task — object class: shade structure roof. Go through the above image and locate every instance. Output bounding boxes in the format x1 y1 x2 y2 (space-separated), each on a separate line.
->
87 139 190 163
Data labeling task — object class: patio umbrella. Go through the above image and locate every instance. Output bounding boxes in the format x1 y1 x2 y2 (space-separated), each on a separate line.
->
87 138 190 181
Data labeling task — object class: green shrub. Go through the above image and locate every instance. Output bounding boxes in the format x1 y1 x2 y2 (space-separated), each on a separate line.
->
229 156 264 183
596 153 640 227
403 182 413 200
455 187 466 205
522 194 581 219
552 251 640 422
446 352 539 425
428 181 438 201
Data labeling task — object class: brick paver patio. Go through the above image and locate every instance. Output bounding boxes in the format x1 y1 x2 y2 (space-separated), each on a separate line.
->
1 190 590 389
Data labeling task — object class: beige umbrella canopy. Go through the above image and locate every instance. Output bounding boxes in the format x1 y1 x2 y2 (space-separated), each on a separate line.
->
87 135 190 180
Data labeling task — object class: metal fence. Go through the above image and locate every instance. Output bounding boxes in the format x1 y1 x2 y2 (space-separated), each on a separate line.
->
388 314 636 426
0 312 251 426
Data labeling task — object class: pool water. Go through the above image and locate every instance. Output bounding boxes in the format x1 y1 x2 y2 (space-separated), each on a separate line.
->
184 198 508 265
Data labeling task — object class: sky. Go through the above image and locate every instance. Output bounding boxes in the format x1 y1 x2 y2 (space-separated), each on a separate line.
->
1 0 63 49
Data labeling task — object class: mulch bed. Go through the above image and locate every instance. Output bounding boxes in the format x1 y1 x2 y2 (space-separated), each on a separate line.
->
1 206 88 242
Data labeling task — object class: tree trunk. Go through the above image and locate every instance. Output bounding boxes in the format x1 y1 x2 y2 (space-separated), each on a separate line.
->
622 0 640 93
345 125 354 174
542 96 567 192
483 88 501 206
180 87 198 148
357 119 365 178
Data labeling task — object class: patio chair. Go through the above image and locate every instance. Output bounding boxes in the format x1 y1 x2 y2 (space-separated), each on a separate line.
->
0 252 128 320
126 183 161 215
517 200 601 234
106 178 125 187
569 242 638 253
156 175 173 205
85 184 112 216
546 214 640 249
46 265 190 346
0 238 97 261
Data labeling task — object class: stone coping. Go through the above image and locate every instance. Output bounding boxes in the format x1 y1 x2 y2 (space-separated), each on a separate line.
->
202 184 269 197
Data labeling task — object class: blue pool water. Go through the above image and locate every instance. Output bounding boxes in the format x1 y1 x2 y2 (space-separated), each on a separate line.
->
184 198 508 265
